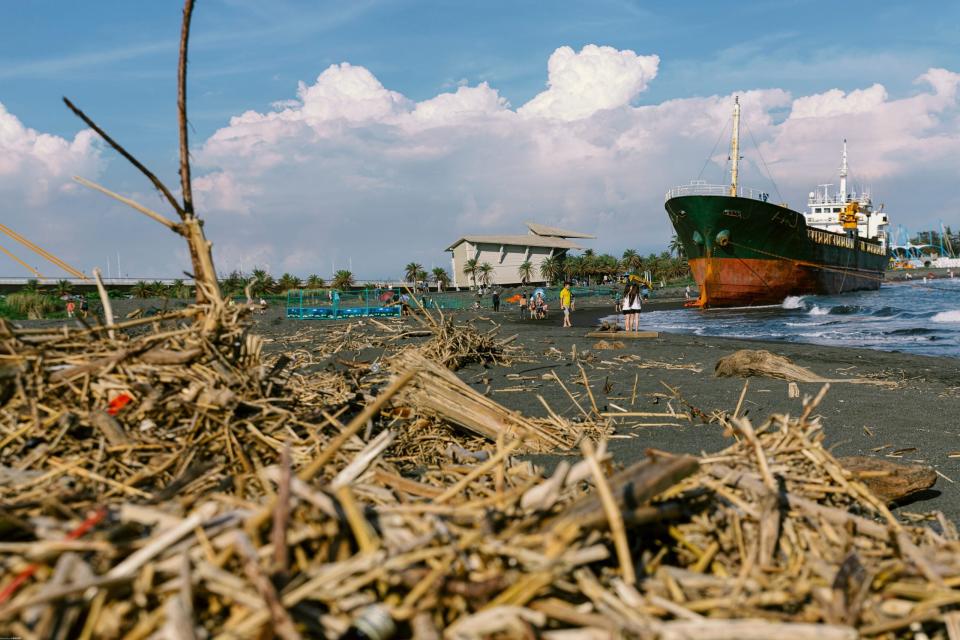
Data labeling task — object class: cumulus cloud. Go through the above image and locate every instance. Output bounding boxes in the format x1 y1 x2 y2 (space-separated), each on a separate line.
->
0 102 101 206
6 46 959 280
189 54 960 278
519 45 660 121
789 84 888 119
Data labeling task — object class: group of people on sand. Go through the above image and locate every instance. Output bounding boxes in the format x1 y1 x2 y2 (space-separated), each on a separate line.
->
64 297 89 319
517 290 548 320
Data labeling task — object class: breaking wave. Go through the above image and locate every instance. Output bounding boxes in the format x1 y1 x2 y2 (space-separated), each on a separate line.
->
628 282 960 357
932 310 960 323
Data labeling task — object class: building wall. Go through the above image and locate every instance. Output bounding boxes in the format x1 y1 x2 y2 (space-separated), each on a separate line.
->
450 242 565 288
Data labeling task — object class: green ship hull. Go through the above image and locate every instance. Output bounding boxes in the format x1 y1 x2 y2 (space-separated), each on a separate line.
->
665 195 889 307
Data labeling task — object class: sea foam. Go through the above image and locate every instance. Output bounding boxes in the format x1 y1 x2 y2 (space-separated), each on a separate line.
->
932 310 960 323
808 305 830 316
782 296 805 309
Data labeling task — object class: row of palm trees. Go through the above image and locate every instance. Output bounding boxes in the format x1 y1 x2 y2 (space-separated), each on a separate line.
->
129 279 193 299
207 238 689 297
404 263 452 289
19 278 194 299
456 245 690 288
217 269 355 297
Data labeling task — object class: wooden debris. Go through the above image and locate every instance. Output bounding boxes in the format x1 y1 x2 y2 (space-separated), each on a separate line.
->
0 4 957 639
586 331 659 339
592 340 625 350
715 349 896 386
838 456 938 503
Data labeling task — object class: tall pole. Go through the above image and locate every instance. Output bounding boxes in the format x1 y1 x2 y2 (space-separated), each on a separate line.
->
729 96 741 197
839 138 848 202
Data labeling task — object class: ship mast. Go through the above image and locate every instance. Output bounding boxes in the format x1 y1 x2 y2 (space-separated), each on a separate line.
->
729 96 741 197
839 138 848 202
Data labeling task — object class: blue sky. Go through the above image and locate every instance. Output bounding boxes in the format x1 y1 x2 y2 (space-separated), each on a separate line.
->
1 0 958 278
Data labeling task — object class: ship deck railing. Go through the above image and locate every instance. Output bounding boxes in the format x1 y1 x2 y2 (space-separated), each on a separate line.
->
664 181 772 202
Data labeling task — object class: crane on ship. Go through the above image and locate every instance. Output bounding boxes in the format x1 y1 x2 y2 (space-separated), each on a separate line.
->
0 222 89 280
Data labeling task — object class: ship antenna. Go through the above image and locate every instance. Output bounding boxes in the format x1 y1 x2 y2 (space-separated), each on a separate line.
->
729 96 741 197
839 138 848 202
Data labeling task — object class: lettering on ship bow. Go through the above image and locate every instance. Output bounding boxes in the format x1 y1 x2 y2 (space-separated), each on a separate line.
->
806 228 885 255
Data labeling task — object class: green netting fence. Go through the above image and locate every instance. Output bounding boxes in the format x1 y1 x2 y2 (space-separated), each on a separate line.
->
285 289 466 320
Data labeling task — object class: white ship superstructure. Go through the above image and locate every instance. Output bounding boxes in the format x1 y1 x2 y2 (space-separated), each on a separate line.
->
803 140 889 250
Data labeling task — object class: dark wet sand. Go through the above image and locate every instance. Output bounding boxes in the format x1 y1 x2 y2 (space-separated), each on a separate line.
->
165 296 960 525
454 301 960 523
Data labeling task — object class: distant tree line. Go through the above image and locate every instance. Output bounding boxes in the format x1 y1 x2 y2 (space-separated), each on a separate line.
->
910 227 958 257
458 235 691 288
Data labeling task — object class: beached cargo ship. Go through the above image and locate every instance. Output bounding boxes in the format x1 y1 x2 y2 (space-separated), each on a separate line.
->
665 98 890 307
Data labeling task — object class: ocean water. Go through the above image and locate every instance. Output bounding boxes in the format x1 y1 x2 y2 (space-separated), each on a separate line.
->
615 279 960 358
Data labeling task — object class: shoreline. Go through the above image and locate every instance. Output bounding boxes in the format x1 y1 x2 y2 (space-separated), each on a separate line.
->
436 303 960 522
16 298 960 522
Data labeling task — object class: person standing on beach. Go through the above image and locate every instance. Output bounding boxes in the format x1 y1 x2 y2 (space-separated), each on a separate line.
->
519 292 528 319
624 284 641 331
492 289 500 312
66 299 76 318
560 282 572 327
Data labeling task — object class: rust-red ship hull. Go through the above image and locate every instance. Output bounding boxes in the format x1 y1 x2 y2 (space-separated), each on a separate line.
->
667 195 888 308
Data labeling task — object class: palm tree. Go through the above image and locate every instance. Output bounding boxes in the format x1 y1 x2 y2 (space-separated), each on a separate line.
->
621 249 641 273
150 281 168 297
404 262 423 284
54 279 73 297
462 258 479 288
564 255 583 282
306 274 325 290
669 233 686 259
416 269 429 285
170 279 191 298
517 260 533 284
478 262 494 286
539 256 562 284
219 270 246 297
22 279 40 294
431 267 449 290
332 269 354 290
131 280 151 298
249 268 276 296
278 273 302 292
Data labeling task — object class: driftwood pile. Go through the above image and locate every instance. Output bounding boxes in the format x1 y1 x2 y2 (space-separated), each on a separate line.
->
1 312 959 638
2 2 960 637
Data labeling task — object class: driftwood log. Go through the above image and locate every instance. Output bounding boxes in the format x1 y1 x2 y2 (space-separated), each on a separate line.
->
838 455 938 503
715 349 895 386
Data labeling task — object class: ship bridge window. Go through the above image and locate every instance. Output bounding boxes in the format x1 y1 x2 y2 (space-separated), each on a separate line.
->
814 207 821 213
833 207 841 212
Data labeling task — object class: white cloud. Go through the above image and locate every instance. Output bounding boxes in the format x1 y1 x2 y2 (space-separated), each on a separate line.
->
5 48 959 281
0 102 101 206
519 45 660 121
190 56 960 278
789 84 888 119
194 171 259 215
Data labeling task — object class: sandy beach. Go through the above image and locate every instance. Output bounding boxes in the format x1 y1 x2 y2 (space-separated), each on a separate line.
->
249 298 960 523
